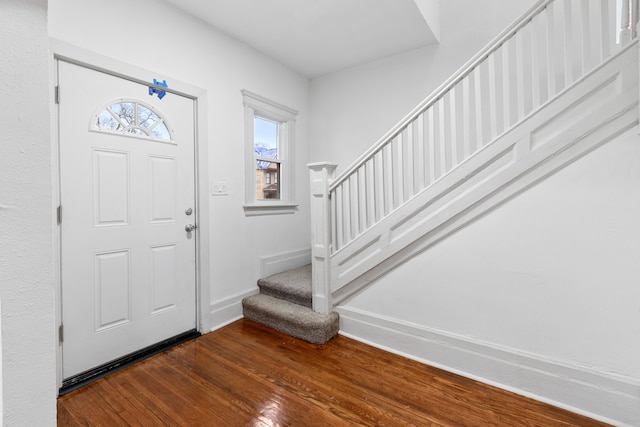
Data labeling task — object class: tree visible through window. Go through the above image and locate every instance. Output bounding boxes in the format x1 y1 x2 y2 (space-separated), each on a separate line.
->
93 100 173 142
242 90 298 216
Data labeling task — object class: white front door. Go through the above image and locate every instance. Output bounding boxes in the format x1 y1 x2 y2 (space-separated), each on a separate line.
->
58 60 197 379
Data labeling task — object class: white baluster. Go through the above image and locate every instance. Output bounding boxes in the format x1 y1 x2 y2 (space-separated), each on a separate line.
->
633 0 639 39
365 159 375 230
414 116 425 192
487 52 499 139
578 0 591 74
427 106 437 184
357 167 367 235
462 75 472 159
383 143 393 216
620 0 632 44
349 174 358 239
437 97 447 173
334 185 343 250
547 3 558 97
502 39 513 129
563 0 574 87
330 188 338 252
342 181 352 243
473 67 484 148
600 0 611 61
531 14 542 110
373 150 384 222
448 88 459 167
516 29 527 120
391 134 403 209
402 126 414 201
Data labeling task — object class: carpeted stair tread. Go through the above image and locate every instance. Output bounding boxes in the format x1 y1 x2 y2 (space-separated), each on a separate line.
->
242 294 339 345
258 264 312 308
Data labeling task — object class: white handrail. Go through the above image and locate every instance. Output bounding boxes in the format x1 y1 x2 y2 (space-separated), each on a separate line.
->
309 0 637 311
330 0 553 191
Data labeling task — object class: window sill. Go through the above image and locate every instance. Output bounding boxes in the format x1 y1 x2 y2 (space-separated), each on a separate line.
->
243 203 298 217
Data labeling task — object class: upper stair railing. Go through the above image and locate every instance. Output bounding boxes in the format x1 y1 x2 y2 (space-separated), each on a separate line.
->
308 0 638 314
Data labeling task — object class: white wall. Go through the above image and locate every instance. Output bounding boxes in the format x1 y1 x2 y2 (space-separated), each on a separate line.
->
340 128 640 423
49 0 312 328
0 0 56 425
309 0 536 173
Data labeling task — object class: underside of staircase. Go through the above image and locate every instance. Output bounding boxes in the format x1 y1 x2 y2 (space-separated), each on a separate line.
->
242 265 340 344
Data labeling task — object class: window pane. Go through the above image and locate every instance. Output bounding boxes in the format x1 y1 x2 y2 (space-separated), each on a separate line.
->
255 161 280 200
254 117 278 159
93 100 174 142
96 109 121 131
138 104 160 128
125 128 148 136
110 102 136 125
149 122 171 140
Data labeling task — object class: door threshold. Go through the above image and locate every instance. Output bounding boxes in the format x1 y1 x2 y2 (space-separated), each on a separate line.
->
59 329 200 396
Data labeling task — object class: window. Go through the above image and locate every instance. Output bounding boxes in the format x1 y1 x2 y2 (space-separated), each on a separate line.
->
254 117 279 200
242 90 298 215
92 99 173 142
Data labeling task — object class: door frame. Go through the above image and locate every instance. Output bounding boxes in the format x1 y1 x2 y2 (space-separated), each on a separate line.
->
50 39 211 391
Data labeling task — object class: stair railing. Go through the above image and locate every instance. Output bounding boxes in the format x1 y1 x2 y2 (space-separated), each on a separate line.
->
309 0 639 313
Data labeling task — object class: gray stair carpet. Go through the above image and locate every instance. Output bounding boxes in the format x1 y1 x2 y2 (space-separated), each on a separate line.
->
258 264 312 308
242 264 339 344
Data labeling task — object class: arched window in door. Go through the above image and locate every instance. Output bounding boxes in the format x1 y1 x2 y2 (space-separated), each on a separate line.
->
92 99 174 142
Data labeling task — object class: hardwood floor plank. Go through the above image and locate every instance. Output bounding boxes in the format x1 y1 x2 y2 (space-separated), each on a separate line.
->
169 338 381 426
58 319 612 427
200 324 440 426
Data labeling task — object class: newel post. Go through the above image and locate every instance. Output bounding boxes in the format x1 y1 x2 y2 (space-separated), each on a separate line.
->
308 162 337 314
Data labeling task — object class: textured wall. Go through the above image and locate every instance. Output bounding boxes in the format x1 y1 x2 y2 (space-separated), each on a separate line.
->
0 0 56 425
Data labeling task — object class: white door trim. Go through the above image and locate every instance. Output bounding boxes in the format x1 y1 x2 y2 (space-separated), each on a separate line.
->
50 39 211 390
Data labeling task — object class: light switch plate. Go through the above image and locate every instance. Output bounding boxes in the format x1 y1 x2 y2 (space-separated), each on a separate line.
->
211 180 229 196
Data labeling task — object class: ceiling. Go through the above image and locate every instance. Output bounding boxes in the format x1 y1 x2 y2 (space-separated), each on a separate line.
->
162 0 440 78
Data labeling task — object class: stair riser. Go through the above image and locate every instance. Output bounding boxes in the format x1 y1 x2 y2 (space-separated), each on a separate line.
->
257 284 312 308
242 302 338 345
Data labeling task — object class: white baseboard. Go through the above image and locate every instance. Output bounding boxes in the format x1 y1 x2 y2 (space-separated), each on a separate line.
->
207 249 311 331
260 248 311 278
209 288 258 331
337 306 640 427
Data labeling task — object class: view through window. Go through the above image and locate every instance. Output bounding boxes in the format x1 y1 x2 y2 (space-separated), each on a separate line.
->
254 117 280 200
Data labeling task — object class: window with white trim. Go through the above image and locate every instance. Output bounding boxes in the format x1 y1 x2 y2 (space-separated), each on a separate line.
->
242 90 298 216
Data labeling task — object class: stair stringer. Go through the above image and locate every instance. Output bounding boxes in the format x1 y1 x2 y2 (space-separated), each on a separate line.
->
331 41 639 305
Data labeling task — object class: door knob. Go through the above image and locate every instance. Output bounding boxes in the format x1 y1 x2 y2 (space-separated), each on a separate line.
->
185 224 197 232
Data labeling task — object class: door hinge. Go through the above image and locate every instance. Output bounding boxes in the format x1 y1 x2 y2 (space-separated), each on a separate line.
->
55 86 60 104
57 205 62 225
59 324 64 343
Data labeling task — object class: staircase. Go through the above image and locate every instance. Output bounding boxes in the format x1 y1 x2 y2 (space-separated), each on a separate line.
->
309 0 640 310
246 0 640 345
242 265 340 344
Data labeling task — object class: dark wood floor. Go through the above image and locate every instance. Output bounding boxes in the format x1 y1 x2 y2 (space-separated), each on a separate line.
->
58 319 610 426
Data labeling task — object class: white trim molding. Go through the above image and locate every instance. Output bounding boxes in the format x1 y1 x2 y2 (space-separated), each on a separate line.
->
260 248 311 278
241 90 298 216
209 288 259 331
50 39 212 386
338 306 640 427
329 41 639 305
209 248 311 330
